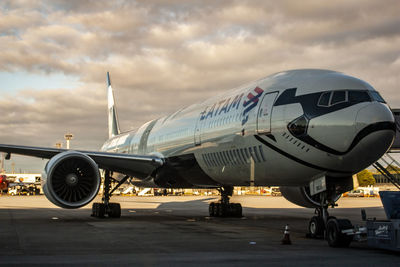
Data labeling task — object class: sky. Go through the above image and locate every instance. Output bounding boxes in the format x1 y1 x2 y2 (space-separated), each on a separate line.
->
0 0 400 172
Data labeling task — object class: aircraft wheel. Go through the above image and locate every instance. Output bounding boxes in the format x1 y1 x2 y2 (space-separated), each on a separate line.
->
92 203 106 218
108 203 121 218
235 203 242 217
326 218 353 247
230 203 242 217
216 203 223 217
209 202 215 217
309 216 324 238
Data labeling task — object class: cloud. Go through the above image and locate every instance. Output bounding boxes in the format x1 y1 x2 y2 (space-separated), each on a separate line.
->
0 0 399 171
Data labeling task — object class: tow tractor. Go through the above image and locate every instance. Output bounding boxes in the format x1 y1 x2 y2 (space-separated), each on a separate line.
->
339 191 400 252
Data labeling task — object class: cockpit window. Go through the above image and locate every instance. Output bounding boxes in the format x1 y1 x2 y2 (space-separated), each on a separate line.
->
318 90 373 107
288 115 308 136
370 91 386 103
348 91 371 103
318 92 331 107
331 91 346 105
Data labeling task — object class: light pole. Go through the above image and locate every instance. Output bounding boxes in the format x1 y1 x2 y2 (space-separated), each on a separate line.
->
64 134 74 149
0 153 4 173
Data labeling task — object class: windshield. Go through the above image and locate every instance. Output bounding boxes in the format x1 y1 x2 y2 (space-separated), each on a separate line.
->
370 91 386 103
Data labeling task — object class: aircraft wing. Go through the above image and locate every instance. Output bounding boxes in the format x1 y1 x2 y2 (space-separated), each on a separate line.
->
0 144 164 179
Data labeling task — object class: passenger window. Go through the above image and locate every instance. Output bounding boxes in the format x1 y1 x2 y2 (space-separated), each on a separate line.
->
331 91 346 105
318 92 331 107
348 91 371 103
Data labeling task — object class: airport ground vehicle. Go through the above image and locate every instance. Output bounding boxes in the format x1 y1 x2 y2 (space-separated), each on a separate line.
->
347 189 364 197
333 191 400 251
8 185 29 196
0 69 396 248
8 184 40 196
270 187 282 196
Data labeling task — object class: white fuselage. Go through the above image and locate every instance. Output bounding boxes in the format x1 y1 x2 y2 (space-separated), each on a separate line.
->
101 69 395 188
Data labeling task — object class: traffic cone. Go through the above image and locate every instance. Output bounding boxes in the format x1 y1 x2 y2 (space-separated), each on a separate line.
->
281 224 292 245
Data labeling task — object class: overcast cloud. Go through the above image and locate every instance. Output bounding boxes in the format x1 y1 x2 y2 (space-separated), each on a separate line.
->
0 0 399 172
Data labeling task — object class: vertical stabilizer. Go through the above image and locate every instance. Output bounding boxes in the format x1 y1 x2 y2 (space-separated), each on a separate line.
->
107 72 121 138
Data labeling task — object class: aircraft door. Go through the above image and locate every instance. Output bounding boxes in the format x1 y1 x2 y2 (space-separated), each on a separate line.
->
257 92 278 134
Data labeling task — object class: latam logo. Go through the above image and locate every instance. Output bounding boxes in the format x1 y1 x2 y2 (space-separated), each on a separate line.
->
200 93 244 121
241 87 264 125
199 86 264 126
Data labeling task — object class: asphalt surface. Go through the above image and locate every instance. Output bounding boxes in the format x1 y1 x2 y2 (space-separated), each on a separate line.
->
0 195 399 266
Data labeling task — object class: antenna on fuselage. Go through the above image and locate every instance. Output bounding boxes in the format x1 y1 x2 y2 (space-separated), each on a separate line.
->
107 72 121 138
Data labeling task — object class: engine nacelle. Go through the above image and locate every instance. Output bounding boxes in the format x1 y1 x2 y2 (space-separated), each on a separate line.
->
280 186 341 208
42 151 101 209
280 176 355 208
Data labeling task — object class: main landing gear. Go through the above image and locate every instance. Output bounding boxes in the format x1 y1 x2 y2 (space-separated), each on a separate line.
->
91 170 127 218
307 192 353 247
208 186 242 217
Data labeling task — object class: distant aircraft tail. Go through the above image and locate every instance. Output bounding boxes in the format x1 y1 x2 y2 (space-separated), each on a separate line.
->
107 72 121 138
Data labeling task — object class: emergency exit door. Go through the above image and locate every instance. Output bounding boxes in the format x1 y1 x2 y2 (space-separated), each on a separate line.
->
257 92 278 134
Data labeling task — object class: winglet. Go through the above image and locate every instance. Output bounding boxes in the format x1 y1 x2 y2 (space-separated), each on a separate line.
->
107 72 121 138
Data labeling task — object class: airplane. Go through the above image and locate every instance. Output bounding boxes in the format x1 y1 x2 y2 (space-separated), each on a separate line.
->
0 69 395 247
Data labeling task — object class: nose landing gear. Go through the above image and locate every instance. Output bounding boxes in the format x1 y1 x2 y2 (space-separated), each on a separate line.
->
208 186 242 217
307 192 353 247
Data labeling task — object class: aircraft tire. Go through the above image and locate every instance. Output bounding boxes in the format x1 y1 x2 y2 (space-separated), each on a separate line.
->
233 203 242 217
209 203 215 217
108 203 121 218
309 216 324 238
215 203 225 217
92 203 106 218
209 202 242 217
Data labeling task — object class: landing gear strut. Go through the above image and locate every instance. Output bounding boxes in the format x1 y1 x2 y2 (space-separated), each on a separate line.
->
91 170 125 218
208 186 242 217
307 192 353 247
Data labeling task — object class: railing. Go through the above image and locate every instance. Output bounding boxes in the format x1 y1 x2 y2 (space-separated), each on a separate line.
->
373 153 400 190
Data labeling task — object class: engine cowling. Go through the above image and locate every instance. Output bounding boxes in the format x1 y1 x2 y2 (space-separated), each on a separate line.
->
280 186 341 208
42 151 101 209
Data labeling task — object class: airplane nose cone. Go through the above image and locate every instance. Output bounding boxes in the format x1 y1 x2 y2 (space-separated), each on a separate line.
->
355 102 395 132
350 102 396 169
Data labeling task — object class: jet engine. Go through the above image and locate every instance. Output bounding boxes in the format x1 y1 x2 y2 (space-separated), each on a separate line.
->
280 176 355 208
280 186 341 208
42 151 101 209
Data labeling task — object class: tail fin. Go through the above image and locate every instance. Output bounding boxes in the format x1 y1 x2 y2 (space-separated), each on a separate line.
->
107 72 121 138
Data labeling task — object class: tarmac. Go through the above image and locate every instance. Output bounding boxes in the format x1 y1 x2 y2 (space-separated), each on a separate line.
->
0 195 399 266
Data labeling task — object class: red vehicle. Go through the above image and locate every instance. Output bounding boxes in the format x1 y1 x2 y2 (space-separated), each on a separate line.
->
0 174 9 194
